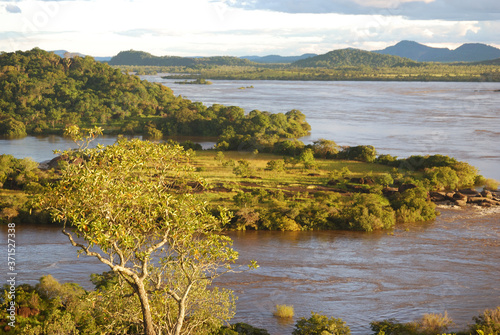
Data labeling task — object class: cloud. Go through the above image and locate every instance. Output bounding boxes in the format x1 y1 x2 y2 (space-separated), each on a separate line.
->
218 0 500 21
5 4 21 13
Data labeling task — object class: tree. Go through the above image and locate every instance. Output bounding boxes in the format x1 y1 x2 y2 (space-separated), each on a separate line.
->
39 127 255 335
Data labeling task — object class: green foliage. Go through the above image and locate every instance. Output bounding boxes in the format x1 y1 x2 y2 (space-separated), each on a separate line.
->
338 194 396 231
0 117 27 138
338 145 377 163
293 312 351 335
371 312 453 335
470 307 500 335
214 322 270 335
299 148 316 169
265 159 286 172
38 132 247 335
312 139 340 158
233 160 254 177
0 49 310 144
110 50 256 67
391 186 437 223
292 48 418 68
424 166 460 190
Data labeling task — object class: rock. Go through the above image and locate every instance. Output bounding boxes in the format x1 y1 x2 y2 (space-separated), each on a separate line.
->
453 192 467 201
383 187 399 196
429 191 447 202
364 178 375 185
399 183 417 193
308 173 321 177
454 199 468 207
459 188 480 196
350 177 364 184
327 180 338 186
445 192 456 201
481 190 493 199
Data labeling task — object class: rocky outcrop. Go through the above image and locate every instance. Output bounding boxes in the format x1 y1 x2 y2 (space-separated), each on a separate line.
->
431 189 500 207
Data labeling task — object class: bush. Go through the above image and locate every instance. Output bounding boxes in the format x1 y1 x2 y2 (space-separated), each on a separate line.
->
215 322 270 335
266 159 286 172
370 319 419 335
338 194 396 231
483 179 499 191
233 160 254 177
424 166 459 190
470 307 500 335
338 145 377 163
273 305 295 319
312 139 340 158
418 312 453 334
391 186 436 223
293 312 351 335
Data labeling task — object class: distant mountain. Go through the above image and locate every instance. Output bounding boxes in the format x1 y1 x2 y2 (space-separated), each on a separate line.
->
240 53 317 64
109 50 256 67
49 49 112 62
292 48 418 68
375 41 500 62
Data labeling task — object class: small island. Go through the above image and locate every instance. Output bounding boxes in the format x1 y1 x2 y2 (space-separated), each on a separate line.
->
174 78 212 85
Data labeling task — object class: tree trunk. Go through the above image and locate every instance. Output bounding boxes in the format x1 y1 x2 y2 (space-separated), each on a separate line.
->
135 280 156 335
173 299 186 335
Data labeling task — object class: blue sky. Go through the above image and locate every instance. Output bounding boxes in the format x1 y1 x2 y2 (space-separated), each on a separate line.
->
1 0 499 57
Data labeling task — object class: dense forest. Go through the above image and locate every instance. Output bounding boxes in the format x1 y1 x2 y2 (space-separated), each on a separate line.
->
0 49 310 141
108 50 256 67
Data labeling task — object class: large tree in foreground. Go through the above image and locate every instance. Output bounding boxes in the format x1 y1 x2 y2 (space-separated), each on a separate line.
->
39 127 254 335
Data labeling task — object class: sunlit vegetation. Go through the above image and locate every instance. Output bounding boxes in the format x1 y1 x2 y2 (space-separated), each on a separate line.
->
0 49 309 140
273 305 295 319
3 275 496 335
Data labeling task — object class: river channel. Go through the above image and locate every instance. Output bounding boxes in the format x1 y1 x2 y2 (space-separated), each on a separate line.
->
1 206 499 334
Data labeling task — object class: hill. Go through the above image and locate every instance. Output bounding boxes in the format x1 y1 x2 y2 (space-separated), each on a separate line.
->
375 41 500 62
0 48 310 142
291 48 418 68
50 50 112 62
108 50 256 67
0 48 179 136
240 53 317 64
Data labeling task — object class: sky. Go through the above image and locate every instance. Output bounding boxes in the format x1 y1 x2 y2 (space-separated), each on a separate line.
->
0 0 499 57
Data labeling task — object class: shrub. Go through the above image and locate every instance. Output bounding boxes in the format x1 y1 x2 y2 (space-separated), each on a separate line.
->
298 148 316 169
312 138 340 158
266 159 286 172
424 166 459 190
233 160 254 177
418 311 453 334
339 194 396 231
483 179 499 191
273 305 295 319
370 319 419 335
293 312 351 335
391 186 436 223
338 145 377 163
470 306 500 335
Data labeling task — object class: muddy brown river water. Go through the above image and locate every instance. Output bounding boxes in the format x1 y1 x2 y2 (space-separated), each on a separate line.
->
2 207 499 334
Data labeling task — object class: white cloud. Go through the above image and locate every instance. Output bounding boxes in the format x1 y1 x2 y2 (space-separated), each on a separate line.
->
0 0 498 56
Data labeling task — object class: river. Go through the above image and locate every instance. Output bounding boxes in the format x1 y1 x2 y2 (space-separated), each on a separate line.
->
1 80 499 334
